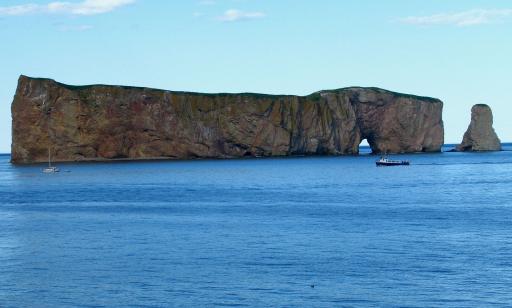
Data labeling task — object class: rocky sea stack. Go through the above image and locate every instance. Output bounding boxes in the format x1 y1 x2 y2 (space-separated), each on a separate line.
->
11 75 444 164
456 104 501 152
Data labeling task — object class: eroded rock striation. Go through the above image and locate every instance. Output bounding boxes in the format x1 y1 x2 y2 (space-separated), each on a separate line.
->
11 75 444 164
456 104 501 151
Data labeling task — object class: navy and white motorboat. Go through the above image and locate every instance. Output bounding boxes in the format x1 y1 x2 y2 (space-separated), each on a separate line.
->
376 156 410 166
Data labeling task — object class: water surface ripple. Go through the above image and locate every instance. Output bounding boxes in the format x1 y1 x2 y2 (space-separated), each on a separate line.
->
1 147 512 307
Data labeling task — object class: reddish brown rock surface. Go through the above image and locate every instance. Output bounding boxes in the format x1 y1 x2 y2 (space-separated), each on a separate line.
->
456 104 501 152
11 75 444 164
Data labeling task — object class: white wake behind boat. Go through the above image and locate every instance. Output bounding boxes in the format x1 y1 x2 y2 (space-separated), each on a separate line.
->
43 148 59 173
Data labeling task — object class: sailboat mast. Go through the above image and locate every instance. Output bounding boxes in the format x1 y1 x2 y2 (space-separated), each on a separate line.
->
48 148 51 167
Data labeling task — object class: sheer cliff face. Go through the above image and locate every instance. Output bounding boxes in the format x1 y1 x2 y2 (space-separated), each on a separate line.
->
11 76 444 163
456 104 501 152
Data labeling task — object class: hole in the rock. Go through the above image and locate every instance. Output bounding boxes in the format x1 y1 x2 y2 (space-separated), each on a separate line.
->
359 139 372 155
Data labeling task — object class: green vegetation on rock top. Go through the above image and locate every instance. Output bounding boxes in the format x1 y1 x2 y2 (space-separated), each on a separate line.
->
19 75 441 103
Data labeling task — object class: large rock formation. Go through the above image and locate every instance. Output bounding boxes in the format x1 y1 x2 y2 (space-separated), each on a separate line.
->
456 104 501 151
11 75 444 164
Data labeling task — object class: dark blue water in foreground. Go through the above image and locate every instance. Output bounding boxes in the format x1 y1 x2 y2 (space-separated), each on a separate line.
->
1 145 512 307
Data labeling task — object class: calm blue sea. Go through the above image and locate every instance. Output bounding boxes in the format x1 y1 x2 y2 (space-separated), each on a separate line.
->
1 145 512 307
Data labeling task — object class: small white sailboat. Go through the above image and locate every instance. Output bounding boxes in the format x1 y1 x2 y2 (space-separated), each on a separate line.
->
43 148 59 173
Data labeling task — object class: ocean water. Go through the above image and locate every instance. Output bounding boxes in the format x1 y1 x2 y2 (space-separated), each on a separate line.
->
1 145 512 307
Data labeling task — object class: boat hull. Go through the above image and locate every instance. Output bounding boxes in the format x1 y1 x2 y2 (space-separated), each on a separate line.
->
43 167 60 173
376 161 410 166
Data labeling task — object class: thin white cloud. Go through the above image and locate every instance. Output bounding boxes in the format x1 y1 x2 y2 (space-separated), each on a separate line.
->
0 4 39 15
217 9 265 22
0 0 135 16
401 9 512 27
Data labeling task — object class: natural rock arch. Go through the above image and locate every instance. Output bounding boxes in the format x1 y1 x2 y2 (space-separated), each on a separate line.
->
11 76 444 163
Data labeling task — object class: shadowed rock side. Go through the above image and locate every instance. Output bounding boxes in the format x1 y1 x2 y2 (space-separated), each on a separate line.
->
456 104 501 152
11 75 444 164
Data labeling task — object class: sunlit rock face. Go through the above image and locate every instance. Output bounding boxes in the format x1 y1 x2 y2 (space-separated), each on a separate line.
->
456 104 501 152
11 75 444 164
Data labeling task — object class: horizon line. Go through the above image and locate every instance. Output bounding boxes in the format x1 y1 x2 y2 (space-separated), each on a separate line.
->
2 143 511 155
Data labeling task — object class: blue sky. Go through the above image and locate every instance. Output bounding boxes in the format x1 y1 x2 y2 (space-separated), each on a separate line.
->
1 0 511 152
